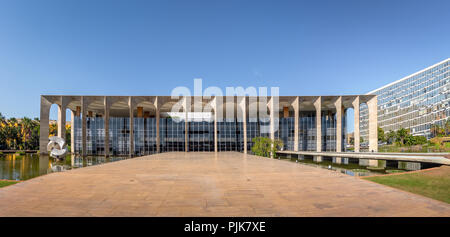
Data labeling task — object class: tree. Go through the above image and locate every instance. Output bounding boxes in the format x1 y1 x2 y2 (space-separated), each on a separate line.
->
396 128 409 146
251 137 284 158
445 119 450 136
386 130 396 144
49 123 57 137
377 127 385 142
430 124 437 137
0 115 43 151
414 135 427 145
0 113 5 149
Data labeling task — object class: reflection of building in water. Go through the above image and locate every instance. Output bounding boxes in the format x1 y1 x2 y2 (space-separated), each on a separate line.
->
39 155 50 175
50 164 69 172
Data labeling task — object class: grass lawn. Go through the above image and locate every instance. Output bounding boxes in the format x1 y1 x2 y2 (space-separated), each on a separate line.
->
364 166 450 204
0 180 19 188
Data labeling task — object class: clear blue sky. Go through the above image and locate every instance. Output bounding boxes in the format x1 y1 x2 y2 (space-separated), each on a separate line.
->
0 0 449 132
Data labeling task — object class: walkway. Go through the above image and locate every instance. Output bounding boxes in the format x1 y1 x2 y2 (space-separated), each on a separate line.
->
0 152 449 216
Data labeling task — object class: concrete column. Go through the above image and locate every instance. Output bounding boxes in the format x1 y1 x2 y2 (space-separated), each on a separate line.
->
335 96 343 152
239 96 247 154
314 96 322 162
333 157 349 164
368 96 378 152
314 96 322 152
184 97 189 152
313 156 322 162
57 99 66 139
359 159 378 167
156 107 160 153
104 96 110 157
39 96 52 154
269 97 275 141
293 97 299 152
352 96 360 152
213 98 218 152
81 96 87 157
70 110 75 154
128 97 134 157
269 97 276 158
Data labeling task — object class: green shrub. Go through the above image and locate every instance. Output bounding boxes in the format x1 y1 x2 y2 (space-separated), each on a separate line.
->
251 137 284 158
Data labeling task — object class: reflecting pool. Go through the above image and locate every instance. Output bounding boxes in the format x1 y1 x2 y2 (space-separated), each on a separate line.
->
0 153 129 181
279 156 409 177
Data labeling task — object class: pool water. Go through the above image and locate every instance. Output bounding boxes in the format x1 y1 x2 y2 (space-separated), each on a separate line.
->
278 156 408 177
0 153 129 181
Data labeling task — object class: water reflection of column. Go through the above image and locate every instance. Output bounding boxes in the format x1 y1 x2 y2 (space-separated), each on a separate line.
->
39 155 49 176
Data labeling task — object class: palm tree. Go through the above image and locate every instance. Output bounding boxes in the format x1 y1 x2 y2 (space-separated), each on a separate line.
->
396 128 409 146
49 123 57 137
445 119 450 136
386 130 396 144
0 113 5 149
20 117 33 150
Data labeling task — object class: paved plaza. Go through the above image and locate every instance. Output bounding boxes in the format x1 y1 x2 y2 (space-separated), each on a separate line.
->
0 152 449 216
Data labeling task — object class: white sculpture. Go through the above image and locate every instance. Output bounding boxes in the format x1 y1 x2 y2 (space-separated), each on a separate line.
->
47 136 68 159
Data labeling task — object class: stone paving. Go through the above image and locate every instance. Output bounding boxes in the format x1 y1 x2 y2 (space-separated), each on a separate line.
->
0 152 449 216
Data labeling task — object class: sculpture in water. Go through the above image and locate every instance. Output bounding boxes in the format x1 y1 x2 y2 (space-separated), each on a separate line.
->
47 136 68 159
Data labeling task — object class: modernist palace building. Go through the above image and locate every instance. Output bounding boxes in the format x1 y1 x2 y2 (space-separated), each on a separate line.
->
360 58 450 140
40 95 378 156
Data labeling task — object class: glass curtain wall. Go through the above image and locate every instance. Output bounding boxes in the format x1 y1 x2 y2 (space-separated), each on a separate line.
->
161 118 185 152
299 112 316 151
279 117 295 150
246 119 259 152
74 117 82 154
188 121 214 152
72 111 346 155
110 117 130 156
134 118 157 156
217 119 239 151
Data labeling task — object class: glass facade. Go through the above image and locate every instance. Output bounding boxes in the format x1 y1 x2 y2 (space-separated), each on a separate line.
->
188 121 214 152
73 110 346 155
160 118 185 152
134 118 157 156
360 59 450 139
